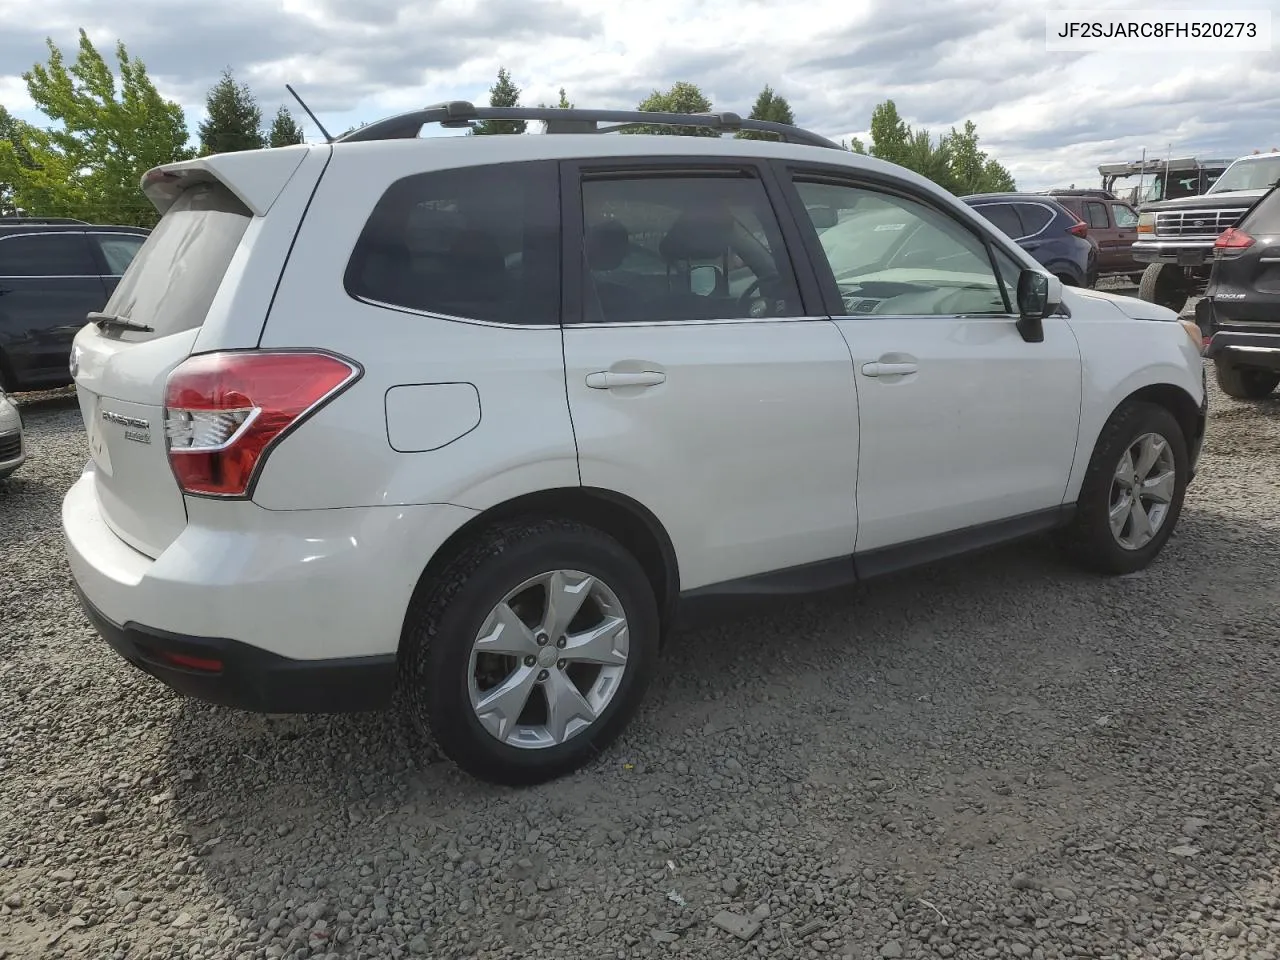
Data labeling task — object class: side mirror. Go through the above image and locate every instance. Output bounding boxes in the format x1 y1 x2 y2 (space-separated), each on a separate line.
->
806 205 839 229
690 264 724 297
1014 270 1061 343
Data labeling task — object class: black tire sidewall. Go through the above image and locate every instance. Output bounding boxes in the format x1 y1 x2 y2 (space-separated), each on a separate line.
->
1074 402 1189 574
419 524 659 785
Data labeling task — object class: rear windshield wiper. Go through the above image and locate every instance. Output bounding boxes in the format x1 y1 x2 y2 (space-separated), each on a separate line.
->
87 311 154 333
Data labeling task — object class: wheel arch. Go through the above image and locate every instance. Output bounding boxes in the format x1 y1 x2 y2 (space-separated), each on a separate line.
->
400 486 681 654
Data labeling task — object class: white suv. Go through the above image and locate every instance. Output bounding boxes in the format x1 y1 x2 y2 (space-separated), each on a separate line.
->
62 103 1208 785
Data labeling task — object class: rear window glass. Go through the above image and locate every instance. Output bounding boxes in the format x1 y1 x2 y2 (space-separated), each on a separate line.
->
971 203 1023 238
0 232 97 276
1015 203 1053 235
103 181 251 337
344 160 560 325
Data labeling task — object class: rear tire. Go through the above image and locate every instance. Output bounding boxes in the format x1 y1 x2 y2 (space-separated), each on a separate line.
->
1138 263 1190 314
1214 361 1280 399
1058 401 1189 575
400 517 659 786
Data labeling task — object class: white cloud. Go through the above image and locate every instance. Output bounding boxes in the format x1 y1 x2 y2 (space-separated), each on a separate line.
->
1 0 1277 190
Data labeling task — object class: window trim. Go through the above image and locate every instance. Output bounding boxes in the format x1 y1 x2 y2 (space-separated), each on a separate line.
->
0 230 100 279
558 155 824 327
342 158 563 330
772 163 1019 318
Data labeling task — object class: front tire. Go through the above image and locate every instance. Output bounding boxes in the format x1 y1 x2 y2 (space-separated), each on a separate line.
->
401 518 659 786
1058 401 1189 575
1215 360 1280 399
1138 263 1190 314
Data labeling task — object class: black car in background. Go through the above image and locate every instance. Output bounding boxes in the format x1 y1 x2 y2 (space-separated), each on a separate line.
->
1199 183 1280 399
0 218 149 392
962 193 1097 288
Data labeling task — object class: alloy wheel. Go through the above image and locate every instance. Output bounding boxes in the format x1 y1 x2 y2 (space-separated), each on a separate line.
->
1108 432 1177 550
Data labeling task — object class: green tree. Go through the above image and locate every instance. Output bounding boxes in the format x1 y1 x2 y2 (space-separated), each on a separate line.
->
1 29 192 225
198 69 265 155
472 67 526 135
941 120 1015 194
627 81 717 137
841 137 867 154
868 99 910 166
539 87 574 109
0 106 36 215
737 85 795 141
267 105 305 147
899 128 955 192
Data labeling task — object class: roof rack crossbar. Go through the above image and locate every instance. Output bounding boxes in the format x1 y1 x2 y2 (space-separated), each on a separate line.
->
336 102 841 149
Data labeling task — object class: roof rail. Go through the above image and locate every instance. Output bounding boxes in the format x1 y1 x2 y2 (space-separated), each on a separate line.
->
335 101 843 150
0 216 89 225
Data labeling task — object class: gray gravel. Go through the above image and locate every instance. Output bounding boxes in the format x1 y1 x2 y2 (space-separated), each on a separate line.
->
2 365 1279 960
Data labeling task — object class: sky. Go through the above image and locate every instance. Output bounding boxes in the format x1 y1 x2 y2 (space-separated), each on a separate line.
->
1 0 1277 192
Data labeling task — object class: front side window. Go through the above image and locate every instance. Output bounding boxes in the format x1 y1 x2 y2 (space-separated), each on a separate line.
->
579 172 802 324
1112 204 1138 228
794 179 1008 317
345 160 560 325
0 233 97 277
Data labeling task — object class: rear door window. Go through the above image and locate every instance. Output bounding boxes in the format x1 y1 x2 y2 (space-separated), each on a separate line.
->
103 180 252 337
1085 201 1110 229
345 160 560 325
971 203 1024 239
0 232 97 276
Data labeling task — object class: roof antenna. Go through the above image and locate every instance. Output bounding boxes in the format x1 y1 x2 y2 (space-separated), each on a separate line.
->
286 83 334 143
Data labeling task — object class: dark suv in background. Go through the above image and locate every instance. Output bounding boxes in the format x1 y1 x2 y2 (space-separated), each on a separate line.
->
0 218 149 392
962 193 1097 287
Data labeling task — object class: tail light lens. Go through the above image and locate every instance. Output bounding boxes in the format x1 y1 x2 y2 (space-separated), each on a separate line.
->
1067 220 1088 238
1214 226 1254 250
164 351 361 498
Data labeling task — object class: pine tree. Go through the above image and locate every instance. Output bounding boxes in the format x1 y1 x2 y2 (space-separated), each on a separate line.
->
737 85 795 141
198 69 265 155
472 67 526 135
267 105 304 147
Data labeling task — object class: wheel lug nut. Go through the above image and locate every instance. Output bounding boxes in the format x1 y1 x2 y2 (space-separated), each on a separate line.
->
537 669 549 681
556 637 566 648
557 660 566 670
535 633 548 646
524 655 536 667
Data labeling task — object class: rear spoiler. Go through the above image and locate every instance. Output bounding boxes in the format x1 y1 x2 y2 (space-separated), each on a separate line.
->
139 144 323 217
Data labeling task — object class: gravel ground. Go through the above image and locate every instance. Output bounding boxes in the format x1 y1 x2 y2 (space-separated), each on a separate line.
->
2 358 1279 960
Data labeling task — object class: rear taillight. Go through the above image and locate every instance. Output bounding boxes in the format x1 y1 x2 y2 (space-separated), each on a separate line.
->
164 351 360 498
1067 220 1088 239
1215 226 1254 249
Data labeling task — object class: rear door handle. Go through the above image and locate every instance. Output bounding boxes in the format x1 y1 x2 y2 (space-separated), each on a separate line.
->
585 370 667 389
862 361 918 378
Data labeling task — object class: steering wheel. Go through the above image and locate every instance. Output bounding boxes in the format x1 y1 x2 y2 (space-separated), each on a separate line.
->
737 278 762 312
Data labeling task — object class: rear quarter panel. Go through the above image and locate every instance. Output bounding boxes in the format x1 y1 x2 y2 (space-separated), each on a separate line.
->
1062 291 1204 501
249 141 579 514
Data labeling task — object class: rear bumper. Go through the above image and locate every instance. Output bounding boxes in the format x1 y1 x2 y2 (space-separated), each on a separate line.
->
62 465 479 712
74 584 398 712
1205 331 1280 372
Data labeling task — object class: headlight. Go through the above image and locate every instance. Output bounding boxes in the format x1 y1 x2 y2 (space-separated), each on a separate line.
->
1137 212 1156 235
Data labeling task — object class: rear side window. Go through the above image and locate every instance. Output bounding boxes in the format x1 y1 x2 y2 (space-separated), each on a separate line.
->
1015 203 1053 236
345 160 560 325
103 181 252 337
971 203 1023 239
92 233 147 275
0 233 97 276
1084 201 1110 229
1243 185 1280 232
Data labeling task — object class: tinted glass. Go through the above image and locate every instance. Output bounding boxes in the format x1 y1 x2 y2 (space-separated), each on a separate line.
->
93 234 146 275
1112 204 1138 227
580 173 801 323
970 203 1023 238
0 233 96 276
345 160 560 325
1016 203 1053 235
795 180 1006 316
1085 201 1110 229
1242 185 1280 232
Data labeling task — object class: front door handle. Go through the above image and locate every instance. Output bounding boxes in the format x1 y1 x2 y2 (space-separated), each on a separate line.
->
585 370 667 389
862 361 918 378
